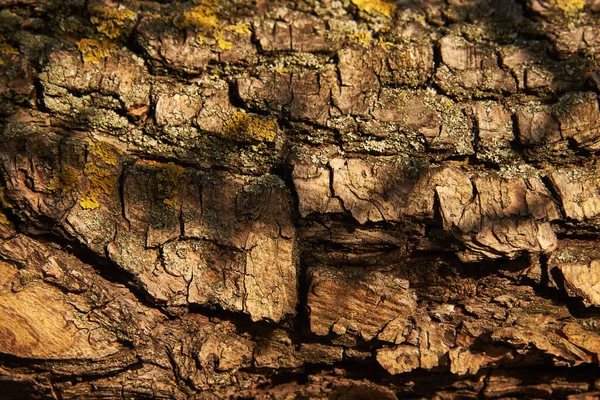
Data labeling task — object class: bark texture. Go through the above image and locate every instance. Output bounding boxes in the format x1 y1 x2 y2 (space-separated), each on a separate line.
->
1 0 600 398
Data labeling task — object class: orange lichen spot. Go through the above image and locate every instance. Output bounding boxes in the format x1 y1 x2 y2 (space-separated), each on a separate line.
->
221 112 277 143
349 31 372 46
148 161 185 206
48 164 79 193
89 5 137 39
225 23 251 36
75 39 114 65
553 0 586 13
351 0 396 17
175 2 218 30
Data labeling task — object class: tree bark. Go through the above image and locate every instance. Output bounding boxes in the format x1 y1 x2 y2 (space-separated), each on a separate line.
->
1 0 600 398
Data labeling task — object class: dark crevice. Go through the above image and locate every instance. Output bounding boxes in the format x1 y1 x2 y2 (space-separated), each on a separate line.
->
50 360 146 384
33 78 49 114
513 254 600 319
0 351 142 381
187 302 290 334
565 137 593 158
509 112 526 154
292 255 311 338
2 0 600 397
22 230 174 320
540 174 566 221
132 152 268 178
556 230 600 240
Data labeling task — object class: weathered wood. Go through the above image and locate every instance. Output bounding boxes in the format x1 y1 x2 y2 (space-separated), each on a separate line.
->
1 0 600 398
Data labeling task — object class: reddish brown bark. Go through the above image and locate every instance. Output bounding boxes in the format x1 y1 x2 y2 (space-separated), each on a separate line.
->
1 0 600 398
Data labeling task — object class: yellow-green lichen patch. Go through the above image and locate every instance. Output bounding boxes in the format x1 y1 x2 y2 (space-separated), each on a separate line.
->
553 0 586 13
75 39 114 65
221 112 278 143
0 187 11 209
349 31 372 46
84 163 117 196
225 23 251 36
376 36 394 49
217 38 233 50
174 2 218 31
215 30 233 50
80 163 118 209
0 35 19 67
80 141 120 210
274 66 290 74
0 210 12 227
89 5 137 39
351 0 396 17
79 194 101 210
148 161 186 206
87 140 121 167
173 2 238 52
48 164 80 193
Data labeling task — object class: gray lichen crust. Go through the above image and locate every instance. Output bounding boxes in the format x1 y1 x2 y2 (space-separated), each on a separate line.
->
1 0 600 398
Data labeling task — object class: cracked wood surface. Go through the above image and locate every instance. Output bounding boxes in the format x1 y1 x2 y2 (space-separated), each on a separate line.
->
1 0 600 398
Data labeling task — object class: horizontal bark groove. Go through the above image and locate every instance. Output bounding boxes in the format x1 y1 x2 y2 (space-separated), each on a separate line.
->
1 0 600 398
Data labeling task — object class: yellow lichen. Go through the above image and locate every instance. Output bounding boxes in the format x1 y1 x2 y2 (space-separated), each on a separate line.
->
0 35 19 66
48 164 80 193
0 35 18 53
349 31 372 46
214 30 233 50
89 5 137 39
0 187 11 209
79 195 100 210
173 2 244 52
79 141 120 210
274 66 290 74
88 140 121 167
75 39 114 65
251 142 267 152
46 141 120 209
553 0 586 13
148 161 185 206
0 210 12 227
376 36 393 49
217 38 233 50
221 112 278 143
351 0 396 17
175 2 218 30
84 163 117 196
173 1 236 52
225 23 251 35
80 163 117 209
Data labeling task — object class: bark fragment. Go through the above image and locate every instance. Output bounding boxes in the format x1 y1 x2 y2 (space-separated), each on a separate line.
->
2 0 600 397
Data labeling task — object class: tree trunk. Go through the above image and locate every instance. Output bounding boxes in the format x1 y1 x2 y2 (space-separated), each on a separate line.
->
1 0 600 398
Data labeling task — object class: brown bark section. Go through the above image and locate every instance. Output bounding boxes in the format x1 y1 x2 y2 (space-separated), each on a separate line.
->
1 0 600 398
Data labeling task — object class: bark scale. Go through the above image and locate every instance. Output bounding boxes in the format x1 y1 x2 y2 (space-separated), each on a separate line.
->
1 0 600 398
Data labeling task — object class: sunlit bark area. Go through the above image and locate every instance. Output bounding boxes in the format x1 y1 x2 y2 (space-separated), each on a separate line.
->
1 0 600 398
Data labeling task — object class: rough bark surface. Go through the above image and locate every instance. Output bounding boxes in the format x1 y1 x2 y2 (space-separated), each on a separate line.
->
1 0 600 398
